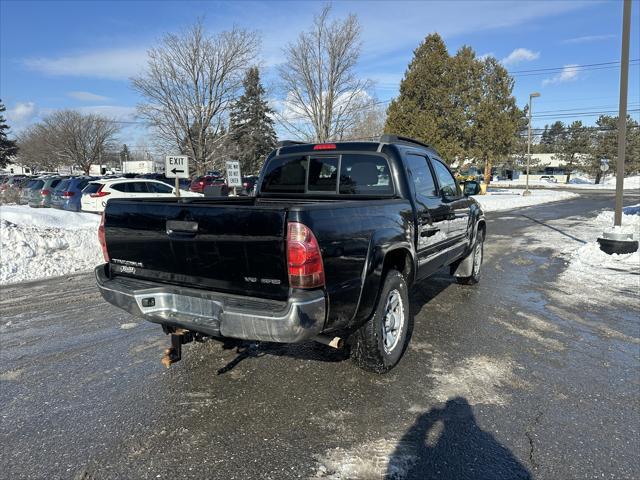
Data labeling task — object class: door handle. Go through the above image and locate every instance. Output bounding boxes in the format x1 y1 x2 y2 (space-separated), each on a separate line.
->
166 220 198 237
421 226 440 237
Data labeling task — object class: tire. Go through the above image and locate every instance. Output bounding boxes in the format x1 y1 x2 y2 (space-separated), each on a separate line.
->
455 230 484 285
351 270 410 373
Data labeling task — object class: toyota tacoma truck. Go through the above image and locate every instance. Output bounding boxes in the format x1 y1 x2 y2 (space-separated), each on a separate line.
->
96 135 485 373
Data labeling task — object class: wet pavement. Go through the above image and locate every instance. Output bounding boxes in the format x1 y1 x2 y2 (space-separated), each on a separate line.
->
1 192 639 479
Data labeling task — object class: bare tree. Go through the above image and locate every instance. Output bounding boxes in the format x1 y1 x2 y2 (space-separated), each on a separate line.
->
277 5 372 142
41 110 120 174
342 100 387 140
17 125 58 173
132 21 258 175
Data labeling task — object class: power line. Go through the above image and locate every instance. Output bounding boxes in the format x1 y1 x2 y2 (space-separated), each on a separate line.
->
508 59 640 75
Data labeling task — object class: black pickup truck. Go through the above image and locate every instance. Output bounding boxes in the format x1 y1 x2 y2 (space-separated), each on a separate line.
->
96 135 485 372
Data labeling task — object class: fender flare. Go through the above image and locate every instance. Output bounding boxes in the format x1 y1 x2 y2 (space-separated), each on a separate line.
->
351 229 415 325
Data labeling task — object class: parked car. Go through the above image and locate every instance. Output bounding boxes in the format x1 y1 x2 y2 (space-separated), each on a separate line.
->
81 178 200 213
28 176 66 208
0 175 29 203
540 175 558 183
189 175 226 194
240 175 259 195
50 177 97 211
19 179 40 205
96 135 486 373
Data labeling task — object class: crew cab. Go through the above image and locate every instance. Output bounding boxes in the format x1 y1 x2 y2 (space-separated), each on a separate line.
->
96 136 485 372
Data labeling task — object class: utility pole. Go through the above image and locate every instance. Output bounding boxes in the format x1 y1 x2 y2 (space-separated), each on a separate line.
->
614 0 631 226
597 0 637 255
523 92 540 196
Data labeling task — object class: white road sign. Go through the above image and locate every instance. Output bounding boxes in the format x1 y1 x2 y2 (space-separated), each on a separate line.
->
600 158 609 172
226 160 243 187
165 155 189 179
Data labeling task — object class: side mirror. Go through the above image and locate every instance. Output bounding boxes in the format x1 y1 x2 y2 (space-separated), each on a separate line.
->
463 181 480 196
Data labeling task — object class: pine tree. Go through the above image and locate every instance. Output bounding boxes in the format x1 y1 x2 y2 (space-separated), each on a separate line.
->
0 100 19 169
555 121 591 183
384 35 522 176
540 121 565 153
384 34 462 163
120 144 130 164
470 57 522 184
227 67 277 175
590 115 640 180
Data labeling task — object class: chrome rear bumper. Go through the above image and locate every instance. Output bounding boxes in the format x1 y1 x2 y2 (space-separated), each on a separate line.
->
95 265 326 343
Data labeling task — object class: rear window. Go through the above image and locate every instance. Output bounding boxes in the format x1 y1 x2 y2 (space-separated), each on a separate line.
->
83 182 103 194
261 154 393 195
31 180 44 189
55 180 71 191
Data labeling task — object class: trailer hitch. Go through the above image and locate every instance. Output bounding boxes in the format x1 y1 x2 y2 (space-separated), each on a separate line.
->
161 329 195 368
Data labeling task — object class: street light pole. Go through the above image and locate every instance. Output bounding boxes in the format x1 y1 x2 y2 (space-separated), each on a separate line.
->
597 0 637 255
614 0 631 226
524 92 540 196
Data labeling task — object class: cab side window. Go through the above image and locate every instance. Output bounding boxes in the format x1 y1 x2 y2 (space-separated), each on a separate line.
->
432 159 459 197
405 154 437 197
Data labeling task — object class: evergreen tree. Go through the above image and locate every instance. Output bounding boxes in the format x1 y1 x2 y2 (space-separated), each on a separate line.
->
384 34 462 163
384 35 522 179
120 144 130 164
471 57 523 184
590 115 640 180
227 67 277 174
0 100 19 169
555 121 591 183
540 121 565 153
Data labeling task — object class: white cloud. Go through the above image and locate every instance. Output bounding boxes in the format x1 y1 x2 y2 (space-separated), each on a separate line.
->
501 48 540 66
562 34 616 44
542 64 581 86
67 91 110 102
24 47 147 80
5 102 37 124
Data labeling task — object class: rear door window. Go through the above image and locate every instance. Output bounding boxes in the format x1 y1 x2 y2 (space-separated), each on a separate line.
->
405 154 437 197
125 182 150 193
147 182 173 194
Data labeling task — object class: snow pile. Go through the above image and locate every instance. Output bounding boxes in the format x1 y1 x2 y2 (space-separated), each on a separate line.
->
603 174 640 189
474 189 579 212
564 204 640 294
0 206 102 285
490 175 640 190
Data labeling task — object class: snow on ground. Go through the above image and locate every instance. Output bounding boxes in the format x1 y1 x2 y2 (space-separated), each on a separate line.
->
473 188 579 212
491 175 640 190
557 205 640 305
0 205 102 285
511 203 640 308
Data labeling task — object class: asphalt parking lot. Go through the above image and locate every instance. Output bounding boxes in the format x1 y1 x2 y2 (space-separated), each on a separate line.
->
1 192 638 480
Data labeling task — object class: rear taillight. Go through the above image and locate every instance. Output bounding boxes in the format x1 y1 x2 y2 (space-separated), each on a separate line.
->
98 212 109 262
62 191 75 197
90 185 110 198
41 189 50 196
287 222 324 288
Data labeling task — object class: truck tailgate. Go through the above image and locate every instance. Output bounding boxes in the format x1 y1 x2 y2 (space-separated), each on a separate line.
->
104 199 289 300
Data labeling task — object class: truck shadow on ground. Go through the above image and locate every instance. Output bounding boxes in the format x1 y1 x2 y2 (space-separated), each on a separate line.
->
216 272 455 375
386 397 532 480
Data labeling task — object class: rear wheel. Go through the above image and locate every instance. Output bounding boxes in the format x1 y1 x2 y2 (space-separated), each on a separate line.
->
351 270 410 373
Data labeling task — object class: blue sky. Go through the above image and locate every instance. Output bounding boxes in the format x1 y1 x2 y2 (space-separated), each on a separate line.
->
1 0 639 148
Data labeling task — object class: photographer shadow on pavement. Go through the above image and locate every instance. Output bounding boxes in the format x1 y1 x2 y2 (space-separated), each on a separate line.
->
386 397 532 480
